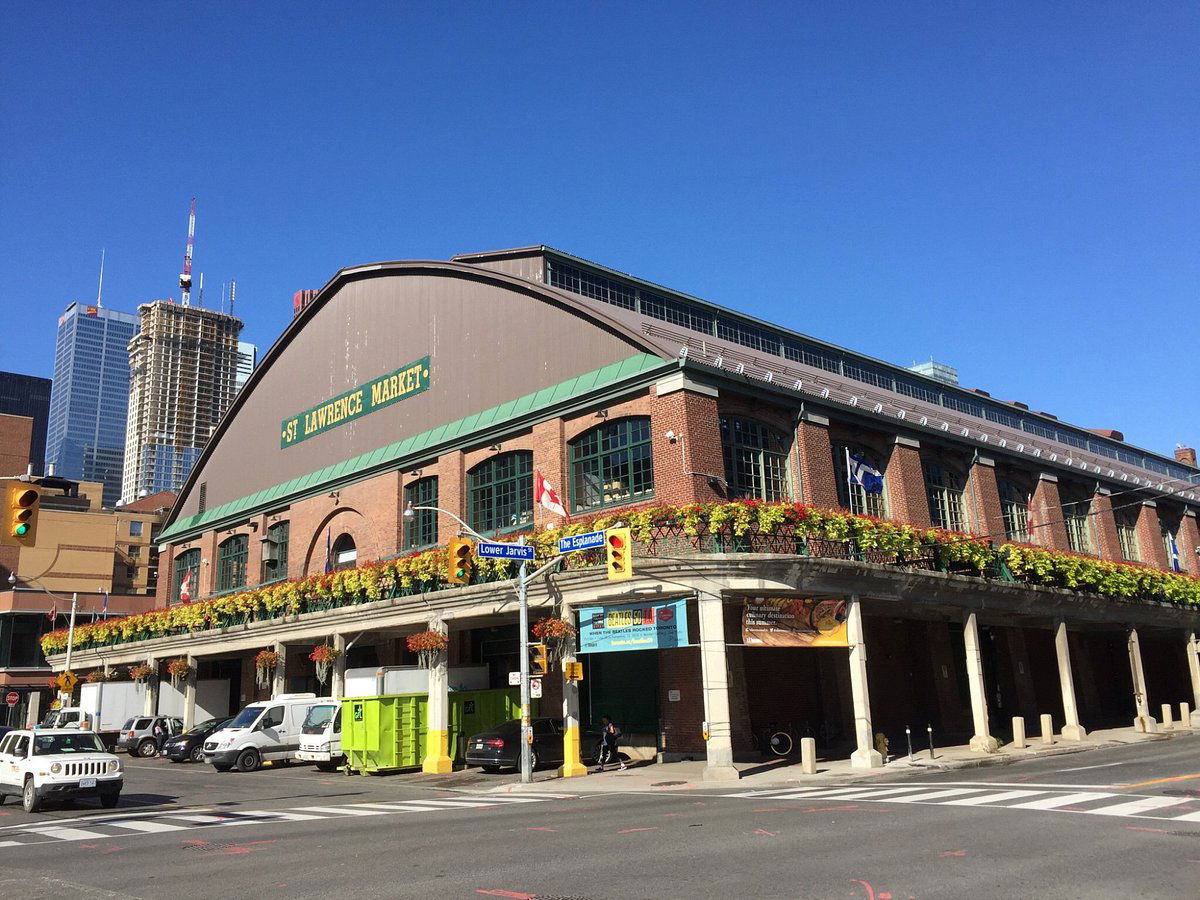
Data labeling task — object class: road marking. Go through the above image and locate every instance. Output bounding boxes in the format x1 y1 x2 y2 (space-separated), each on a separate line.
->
292 806 391 817
396 799 492 809
1166 809 1200 823
1121 773 1200 789
23 825 110 841
1056 762 1130 773
1082 796 1192 817
107 820 188 833
888 789 985 803
941 790 1046 806
1007 792 1116 810
162 813 233 824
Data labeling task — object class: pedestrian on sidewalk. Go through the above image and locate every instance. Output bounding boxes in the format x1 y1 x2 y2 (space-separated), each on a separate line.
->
594 715 626 772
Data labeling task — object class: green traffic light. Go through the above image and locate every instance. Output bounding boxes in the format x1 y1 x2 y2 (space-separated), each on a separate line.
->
14 524 28 536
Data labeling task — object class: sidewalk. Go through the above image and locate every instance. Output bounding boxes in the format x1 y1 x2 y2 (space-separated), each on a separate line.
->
484 723 1193 795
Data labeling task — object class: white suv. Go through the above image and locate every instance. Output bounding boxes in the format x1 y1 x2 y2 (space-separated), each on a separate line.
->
0 729 124 813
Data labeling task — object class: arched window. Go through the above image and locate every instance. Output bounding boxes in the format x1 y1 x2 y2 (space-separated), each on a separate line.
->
217 535 248 592
720 416 791 501
834 444 887 518
172 548 200 605
261 521 289 583
998 479 1031 542
404 477 439 550
923 460 966 532
570 417 654 512
469 451 533 533
331 533 357 571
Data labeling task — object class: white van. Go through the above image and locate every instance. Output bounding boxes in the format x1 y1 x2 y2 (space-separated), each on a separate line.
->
295 701 343 771
202 694 330 772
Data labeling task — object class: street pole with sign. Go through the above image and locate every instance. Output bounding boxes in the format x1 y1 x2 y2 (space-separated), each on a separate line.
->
61 592 78 705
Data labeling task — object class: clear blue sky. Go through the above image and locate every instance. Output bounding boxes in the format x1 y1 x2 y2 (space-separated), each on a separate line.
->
2 2 1196 458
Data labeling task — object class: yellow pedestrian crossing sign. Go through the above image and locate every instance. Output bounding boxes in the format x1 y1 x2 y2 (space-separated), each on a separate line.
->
56 671 78 693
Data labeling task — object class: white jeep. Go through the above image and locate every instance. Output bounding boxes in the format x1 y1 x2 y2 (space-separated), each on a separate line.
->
0 729 124 813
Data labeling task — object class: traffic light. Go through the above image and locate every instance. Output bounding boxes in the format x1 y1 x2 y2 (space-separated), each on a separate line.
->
445 537 475 585
605 527 633 581
1 479 40 548
530 642 548 677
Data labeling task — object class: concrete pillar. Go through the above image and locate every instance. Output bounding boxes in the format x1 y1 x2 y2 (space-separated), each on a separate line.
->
331 633 347 700
1040 713 1054 745
800 737 817 775
143 658 158 715
182 654 197 731
697 591 739 780
26 692 41 729
422 620 453 774
1011 717 1026 749
1160 704 1174 731
559 603 588 778
846 596 884 768
272 642 287 699
1180 702 1192 729
963 613 999 752
1128 628 1157 733
1054 620 1087 741
1187 632 1200 713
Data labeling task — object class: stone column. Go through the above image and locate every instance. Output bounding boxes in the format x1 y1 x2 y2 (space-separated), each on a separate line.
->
422 620 453 774
272 642 287 699
697 591 739 781
963 613 999 752
795 411 839 509
331 633 347 700
143 658 158 715
1128 628 1157 733
966 456 1002 537
1054 621 1086 741
1135 501 1169 571
1187 632 1200 713
559 602 588 777
1030 474 1071 550
846 595 884 768
1091 488 1122 562
884 437 931 528
182 654 197 731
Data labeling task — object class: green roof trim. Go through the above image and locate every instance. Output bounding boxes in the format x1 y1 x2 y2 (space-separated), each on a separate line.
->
158 352 673 544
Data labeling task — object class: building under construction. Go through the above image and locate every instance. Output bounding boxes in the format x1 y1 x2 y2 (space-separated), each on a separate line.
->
121 301 244 502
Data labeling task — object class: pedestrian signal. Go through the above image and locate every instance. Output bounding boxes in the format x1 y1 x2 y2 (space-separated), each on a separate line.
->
605 527 632 581
530 642 549 677
1 480 41 548
445 537 475 585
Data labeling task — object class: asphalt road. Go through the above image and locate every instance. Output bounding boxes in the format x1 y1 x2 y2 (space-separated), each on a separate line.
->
2 736 1199 899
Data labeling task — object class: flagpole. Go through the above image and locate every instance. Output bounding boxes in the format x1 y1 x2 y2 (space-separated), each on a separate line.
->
845 447 854 513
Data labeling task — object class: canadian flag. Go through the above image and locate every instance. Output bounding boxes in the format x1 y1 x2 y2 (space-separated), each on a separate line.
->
534 470 569 522
179 568 193 603
47 600 56 623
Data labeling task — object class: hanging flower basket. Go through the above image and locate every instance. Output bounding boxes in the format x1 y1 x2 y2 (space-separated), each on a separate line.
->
85 670 110 684
128 663 154 684
254 649 281 690
532 616 576 663
309 644 339 685
166 657 192 688
406 629 448 669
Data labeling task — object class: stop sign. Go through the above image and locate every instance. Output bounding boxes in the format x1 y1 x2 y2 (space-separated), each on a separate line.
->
4 692 18 707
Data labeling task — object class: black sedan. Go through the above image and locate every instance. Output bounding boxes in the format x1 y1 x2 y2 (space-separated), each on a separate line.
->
160 717 233 763
465 718 602 773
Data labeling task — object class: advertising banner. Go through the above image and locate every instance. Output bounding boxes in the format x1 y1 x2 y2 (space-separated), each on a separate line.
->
742 597 849 648
577 598 690 653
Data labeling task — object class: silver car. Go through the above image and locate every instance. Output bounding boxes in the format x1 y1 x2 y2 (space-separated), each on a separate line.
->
116 716 183 757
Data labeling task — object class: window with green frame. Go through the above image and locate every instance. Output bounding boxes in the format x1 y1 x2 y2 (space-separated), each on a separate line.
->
261 521 289 583
404 477 439 549
923 460 966 532
1115 507 1140 561
1062 492 1092 554
172 549 200 605
217 535 249 592
719 416 791 501
834 444 887 518
570 417 654 512
998 478 1031 542
469 451 533 534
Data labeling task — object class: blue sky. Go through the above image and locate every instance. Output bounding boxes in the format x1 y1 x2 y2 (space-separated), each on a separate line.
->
1 2 1196 458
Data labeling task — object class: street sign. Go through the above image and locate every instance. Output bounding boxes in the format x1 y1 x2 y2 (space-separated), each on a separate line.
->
508 670 521 686
530 677 542 699
557 530 606 554
4 691 18 707
476 541 535 561
56 671 78 693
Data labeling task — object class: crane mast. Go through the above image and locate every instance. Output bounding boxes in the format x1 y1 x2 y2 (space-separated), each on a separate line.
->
179 197 196 307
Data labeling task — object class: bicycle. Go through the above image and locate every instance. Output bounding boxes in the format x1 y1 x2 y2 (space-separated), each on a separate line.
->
750 721 796 758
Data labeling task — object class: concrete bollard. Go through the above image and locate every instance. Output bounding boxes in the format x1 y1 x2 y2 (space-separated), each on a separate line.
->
1161 704 1174 731
800 737 817 775
1011 716 1026 749
1181 702 1192 729
1040 714 1054 745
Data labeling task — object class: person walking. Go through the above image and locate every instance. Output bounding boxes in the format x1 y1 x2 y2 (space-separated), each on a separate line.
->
594 715 625 772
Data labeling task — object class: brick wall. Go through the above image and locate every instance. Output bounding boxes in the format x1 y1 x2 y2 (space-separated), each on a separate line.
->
884 440 931 528
1030 475 1071 550
648 389 726 504
1090 490 1122 562
795 417 839 508
1135 502 1169 570
966 458 1003 538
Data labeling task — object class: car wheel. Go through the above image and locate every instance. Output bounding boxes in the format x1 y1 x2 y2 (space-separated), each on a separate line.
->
236 748 260 772
99 791 120 809
137 738 158 758
22 779 41 814
481 765 501 774
190 744 204 763
529 748 539 771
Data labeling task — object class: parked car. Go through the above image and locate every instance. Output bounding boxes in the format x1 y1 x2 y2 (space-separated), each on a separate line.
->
117 716 183 757
465 718 603 773
204 694 330 772
0 728 123 812
160 717 233 763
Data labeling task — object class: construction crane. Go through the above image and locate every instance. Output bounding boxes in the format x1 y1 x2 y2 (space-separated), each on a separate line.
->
179 196 196 307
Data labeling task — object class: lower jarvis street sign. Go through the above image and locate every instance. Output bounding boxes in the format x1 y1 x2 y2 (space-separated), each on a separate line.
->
476 541 536 561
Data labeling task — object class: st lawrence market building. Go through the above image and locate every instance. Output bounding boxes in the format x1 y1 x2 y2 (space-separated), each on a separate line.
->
46 245 1200 779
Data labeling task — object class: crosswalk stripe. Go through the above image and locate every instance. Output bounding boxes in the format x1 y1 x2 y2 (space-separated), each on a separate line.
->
942 790 1046 806
887 788 985 803
293 806 391 817
1082 796 1192 817
1160 808 1200 822
475 795 556 803
162 813 236 824
231 810 325 822
348 803 427 812
108 820 189 833
23 826 109 842
396 799 491 808
755 787 879 801
1007 792 1116 810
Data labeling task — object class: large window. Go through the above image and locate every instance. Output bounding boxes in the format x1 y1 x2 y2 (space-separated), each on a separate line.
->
217 535 248 592
1062 492 1092 554
998 479 1030 543
262 521 289 583
469 451 533 533
1115 507 1140 561
404 477 439 549
331 534 357 571
570 417 654 512
720 417 791 501
834 444 887 518
923 461 966 532
173 548 200 605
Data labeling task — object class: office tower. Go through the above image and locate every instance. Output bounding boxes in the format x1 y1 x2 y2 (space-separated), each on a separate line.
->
0 371 52 474
44 303 139 507
236 341 257 393
121 301 244 502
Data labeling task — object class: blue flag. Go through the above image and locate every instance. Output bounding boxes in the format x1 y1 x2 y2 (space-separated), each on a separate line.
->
848 453 884 494
1168 533 1182 573
324 527 333 574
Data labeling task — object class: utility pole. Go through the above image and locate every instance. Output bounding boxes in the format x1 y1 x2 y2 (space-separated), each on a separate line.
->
61 592 78 705
517 535 532 784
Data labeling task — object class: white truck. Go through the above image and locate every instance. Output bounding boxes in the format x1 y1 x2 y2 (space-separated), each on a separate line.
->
41 682 148 749
296 701 344 771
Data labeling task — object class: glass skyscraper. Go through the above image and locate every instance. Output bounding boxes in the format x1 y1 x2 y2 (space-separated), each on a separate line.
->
45 303 139 508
